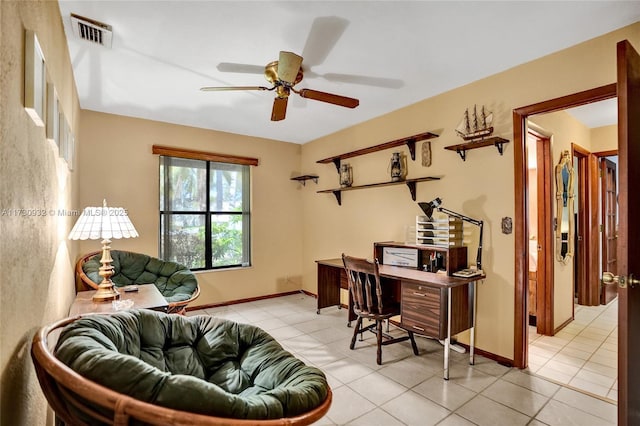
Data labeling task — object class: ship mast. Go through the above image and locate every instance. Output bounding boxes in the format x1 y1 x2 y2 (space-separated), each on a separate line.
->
464 108 471 133
472 105 479 132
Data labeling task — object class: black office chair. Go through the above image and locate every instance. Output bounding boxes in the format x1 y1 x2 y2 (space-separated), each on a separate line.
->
342 254 419 365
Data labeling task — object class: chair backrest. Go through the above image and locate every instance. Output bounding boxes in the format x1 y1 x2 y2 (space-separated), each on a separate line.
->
342 254 383 315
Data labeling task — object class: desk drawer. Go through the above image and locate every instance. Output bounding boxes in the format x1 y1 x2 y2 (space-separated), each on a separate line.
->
401 282 444 339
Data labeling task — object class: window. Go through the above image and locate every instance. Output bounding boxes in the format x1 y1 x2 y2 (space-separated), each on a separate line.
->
158 154 252 270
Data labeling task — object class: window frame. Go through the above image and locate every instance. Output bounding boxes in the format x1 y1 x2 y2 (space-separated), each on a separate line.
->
153 145 258 271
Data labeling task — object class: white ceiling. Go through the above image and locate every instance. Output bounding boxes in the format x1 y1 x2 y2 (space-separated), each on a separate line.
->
565 98 618 128
57 1 640 144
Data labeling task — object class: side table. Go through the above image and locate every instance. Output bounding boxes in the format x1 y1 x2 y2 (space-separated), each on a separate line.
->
69 284 169 316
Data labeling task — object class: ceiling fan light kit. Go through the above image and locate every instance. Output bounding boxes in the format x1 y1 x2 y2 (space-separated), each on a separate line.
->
201 50 359 121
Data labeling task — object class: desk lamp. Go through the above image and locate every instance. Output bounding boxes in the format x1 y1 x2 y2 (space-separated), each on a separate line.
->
68 200 138 302
418 197 484 271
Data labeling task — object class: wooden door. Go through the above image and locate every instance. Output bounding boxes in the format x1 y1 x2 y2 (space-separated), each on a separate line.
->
534 134 553 334
616 39 640 426
600 157 618 305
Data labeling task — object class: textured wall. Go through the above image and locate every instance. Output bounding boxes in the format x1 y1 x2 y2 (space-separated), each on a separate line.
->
0 1 80 424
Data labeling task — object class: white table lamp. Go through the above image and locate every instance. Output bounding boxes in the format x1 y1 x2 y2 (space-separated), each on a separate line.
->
68 200 139 302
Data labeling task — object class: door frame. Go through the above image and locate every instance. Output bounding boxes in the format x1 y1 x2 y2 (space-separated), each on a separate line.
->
572 143 601 307
526 129 554 334
512 83 617 368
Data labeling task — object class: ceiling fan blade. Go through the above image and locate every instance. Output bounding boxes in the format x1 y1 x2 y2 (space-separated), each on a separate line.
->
200 86 269 91
301 16 349 67
298 89 359 109
278 51 303 84
216 63 265 74
271 96 288 121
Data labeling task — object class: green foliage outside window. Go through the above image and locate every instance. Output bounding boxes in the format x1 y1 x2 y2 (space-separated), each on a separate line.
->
159 156 250 270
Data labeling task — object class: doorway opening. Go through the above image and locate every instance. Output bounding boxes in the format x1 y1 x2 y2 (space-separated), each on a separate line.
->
513 83 617 369
514 84 619 401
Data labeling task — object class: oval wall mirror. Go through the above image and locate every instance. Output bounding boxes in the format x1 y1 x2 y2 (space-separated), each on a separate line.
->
555 150 575 264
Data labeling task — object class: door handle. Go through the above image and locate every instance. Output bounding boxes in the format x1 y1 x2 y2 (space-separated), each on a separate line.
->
602 272 640 289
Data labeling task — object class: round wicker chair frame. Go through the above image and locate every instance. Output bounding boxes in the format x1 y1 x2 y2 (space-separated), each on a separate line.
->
75 251 201 314
31 314 332 426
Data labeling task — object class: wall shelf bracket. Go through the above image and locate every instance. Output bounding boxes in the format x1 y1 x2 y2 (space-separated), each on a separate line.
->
406 138 416 160
332 159 341 173
456 149 467 161
331 190 342 206
406 181 418 200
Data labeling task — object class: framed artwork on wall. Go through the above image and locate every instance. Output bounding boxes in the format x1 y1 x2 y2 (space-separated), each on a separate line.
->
24 30 46 127
57 110 74 171
46 81 59 145
58 111 68 160
67 134 75 171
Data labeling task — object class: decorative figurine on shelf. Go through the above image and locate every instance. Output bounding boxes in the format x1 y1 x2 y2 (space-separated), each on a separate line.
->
455 104 494 141
339 163 353 187
422 141 432 167
389 152 406 182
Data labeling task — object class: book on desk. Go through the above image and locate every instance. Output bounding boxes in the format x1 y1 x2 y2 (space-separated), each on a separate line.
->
452 268 483 278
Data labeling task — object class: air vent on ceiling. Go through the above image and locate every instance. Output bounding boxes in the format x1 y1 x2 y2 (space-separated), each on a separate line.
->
70 13 112 48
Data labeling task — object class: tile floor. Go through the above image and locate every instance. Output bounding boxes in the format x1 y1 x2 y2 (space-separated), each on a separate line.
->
188 293 617 425
528 300 618 401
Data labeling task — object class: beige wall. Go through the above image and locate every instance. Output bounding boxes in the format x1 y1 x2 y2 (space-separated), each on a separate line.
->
77 111 304 305
1 3 637 422
300 22 640 361
592 124 618 152
0 1 80 424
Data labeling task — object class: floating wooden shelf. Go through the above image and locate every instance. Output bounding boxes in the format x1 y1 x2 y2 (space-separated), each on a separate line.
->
317 131 439 172
444 137 509 161
290 175 319 186
317 176 441 205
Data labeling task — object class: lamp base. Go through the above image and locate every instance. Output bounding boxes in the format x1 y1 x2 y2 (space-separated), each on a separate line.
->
93 237 121 302
92 283 120 302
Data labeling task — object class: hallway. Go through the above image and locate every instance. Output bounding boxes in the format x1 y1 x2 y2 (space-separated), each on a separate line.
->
528 300 618 401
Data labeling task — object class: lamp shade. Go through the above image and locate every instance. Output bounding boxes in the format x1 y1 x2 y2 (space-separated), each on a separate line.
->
68 201 138 241
418 197 442 220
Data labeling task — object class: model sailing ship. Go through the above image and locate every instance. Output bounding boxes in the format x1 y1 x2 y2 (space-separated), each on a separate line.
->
455 105 493 141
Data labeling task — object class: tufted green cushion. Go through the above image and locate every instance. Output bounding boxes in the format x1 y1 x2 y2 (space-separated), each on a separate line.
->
83 250 197 303
55 310 329 420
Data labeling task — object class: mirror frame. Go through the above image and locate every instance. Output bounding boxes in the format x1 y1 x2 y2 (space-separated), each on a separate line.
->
555 150 575 264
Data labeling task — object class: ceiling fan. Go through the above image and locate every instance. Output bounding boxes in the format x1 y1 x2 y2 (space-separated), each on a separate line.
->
200 50 360 121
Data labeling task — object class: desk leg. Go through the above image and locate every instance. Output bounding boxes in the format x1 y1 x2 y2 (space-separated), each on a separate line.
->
444 287 452 380
469 280 476 366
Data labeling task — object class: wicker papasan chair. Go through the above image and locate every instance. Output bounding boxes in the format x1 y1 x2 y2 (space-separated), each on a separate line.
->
31 309 331 425
76 250 200 314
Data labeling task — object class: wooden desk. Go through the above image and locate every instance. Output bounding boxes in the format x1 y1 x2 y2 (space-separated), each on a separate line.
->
69 284 169 316
316 258 481 379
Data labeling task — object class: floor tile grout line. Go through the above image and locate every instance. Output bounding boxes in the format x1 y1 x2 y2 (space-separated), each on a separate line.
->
528 301 618 403
193 294 616 425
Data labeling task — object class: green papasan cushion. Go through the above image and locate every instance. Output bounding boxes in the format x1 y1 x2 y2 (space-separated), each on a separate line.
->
54 309 329 420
